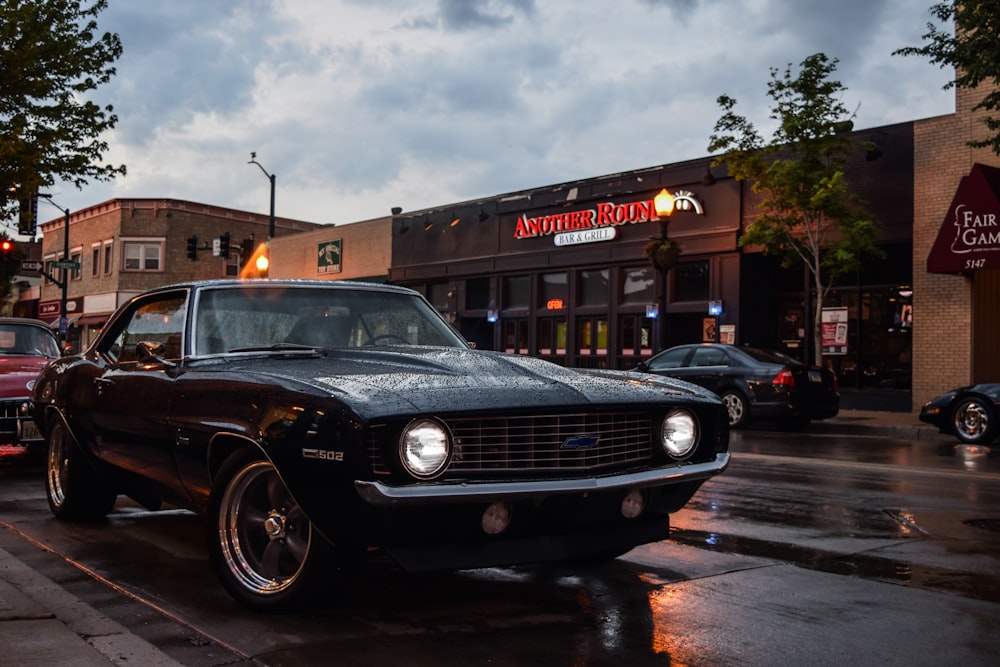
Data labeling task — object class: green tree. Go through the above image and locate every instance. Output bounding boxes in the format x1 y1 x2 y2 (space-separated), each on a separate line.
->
894 1 1000 155
708 53 880 365
1 0 125 225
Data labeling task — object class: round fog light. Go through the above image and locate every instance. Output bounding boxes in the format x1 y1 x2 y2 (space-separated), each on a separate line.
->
621 488 646 519
482 501 512 535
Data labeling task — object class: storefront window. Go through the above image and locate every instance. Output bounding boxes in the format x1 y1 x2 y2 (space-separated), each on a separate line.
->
673 260 709 302
622 266 655 304
503 275 530 310
428 283 452 311
466 277 491 310
539 272 567 309
578 269 609 307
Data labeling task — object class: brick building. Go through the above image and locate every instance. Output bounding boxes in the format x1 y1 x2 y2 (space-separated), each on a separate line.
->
35 198 321 351
912 81 1000 408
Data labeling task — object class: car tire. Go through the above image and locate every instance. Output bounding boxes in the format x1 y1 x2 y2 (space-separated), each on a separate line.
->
951 396 996 444
207 449 339 613
45 421 117 520
720 391 749 428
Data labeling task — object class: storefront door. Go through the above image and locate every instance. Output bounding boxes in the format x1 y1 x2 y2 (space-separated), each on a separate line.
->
537 317 567 366
576 316 608 369
502 317 529 355
618 314 653 369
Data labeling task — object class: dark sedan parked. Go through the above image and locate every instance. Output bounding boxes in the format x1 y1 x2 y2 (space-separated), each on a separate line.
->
635 343 839 429
31 280 729 612
920 384 1000 444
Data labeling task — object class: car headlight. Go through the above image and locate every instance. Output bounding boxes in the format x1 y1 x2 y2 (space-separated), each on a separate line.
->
399 418 451 479
661 409 699 459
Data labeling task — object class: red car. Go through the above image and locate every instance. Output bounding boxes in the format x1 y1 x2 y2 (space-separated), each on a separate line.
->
0 318 61 460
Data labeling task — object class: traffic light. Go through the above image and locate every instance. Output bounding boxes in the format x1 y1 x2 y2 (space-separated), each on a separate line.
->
0 239 13 254
219 232 231 257
186 235 198 260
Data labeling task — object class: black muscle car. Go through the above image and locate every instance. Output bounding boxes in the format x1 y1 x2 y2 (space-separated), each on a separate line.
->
920 384 1000 444
32 280 729 612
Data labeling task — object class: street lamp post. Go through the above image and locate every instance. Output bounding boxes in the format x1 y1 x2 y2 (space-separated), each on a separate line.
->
248 153 276 240
651 188 676 353
38 194 71 348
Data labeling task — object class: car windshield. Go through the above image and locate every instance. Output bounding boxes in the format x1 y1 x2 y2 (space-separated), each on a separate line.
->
192 285 467 355
0 323 61 357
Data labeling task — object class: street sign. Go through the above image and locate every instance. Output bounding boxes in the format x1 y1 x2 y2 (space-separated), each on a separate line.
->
52 260 81 270
20 260 43 272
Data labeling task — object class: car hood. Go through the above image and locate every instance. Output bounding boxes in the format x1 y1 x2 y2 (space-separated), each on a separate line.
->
213 346 714 419
0 356 51 398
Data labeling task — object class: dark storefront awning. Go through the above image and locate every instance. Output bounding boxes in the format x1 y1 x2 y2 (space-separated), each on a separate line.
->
927 163 1000 273
46 315 80 329
77 314 110 326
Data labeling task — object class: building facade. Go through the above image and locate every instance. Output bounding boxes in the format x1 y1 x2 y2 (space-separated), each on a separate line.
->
387 124 916 410
267 215 391 282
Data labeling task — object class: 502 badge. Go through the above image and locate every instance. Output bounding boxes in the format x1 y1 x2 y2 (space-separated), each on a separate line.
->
302 448 345 461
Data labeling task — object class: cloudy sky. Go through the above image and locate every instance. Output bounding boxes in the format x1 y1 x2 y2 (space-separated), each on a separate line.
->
38 0 954 230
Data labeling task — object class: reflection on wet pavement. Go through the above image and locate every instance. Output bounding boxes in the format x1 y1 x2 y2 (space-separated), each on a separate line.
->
669 527 1000 603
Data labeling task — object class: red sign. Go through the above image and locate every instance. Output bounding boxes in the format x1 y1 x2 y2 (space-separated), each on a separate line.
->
513 192 704 240
927 163 1000 273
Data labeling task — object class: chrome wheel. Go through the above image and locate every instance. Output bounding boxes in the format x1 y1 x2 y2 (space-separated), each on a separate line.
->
721 391 747 428
46 423 70 510
952 397 994 444
216 459 312 597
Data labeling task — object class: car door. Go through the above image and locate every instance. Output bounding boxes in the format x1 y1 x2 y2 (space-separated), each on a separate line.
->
89 291 189 491
680 346 732 394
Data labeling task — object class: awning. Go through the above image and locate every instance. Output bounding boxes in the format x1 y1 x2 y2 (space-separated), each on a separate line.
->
77 314 110 326
927 163 1000 273
46 315 81 330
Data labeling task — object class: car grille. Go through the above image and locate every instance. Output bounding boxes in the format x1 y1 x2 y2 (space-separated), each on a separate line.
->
0 399 27 444
368 411 654 475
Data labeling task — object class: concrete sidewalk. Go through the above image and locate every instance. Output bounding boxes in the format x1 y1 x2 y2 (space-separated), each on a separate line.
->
0 542 183 666
0 409 950 666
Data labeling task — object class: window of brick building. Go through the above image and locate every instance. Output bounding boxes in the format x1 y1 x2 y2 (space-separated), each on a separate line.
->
122 240 164 272
103 241 113 275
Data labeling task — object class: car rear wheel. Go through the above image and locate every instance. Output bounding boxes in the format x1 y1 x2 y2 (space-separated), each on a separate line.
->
951 397 996 444
208 450 337 612
45 422 117 520
720 391 748 428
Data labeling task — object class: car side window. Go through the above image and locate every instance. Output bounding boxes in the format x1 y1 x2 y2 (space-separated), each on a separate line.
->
691 347 728 367
104 294 187 365
648 347 690 370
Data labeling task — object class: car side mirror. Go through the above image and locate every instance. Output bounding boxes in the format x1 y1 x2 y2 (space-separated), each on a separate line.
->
136 340 175 368
634 361 648 372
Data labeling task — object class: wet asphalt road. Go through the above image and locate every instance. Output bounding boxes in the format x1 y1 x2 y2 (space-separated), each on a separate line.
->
1 428 998 666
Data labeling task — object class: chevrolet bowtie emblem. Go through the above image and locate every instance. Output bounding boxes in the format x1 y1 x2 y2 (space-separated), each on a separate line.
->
562 435 599 449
